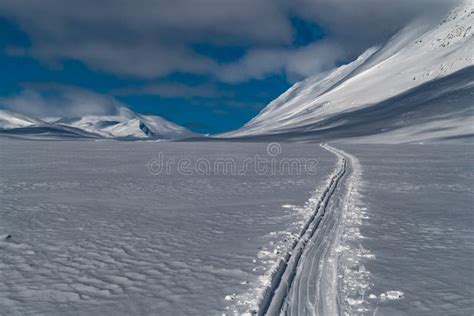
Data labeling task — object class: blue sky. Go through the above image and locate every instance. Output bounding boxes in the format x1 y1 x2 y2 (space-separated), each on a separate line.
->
0 16 326 134
0 15 327 134
0 0 447 134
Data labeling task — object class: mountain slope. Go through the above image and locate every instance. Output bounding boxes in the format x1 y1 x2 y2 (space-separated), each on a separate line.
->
0 107 195 140
0 110 103 139
0 110 45 129
53 107 195 140
223 1 474 143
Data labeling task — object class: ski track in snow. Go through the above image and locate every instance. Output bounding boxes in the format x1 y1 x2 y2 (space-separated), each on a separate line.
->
248 144 372 315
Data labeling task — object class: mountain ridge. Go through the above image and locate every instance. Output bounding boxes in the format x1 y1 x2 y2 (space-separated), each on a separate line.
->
222 0 473 143
0 107 195 140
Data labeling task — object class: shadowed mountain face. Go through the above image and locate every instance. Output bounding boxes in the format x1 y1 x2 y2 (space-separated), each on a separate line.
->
224 67 474 143
0 125 101 139
222 2 473 143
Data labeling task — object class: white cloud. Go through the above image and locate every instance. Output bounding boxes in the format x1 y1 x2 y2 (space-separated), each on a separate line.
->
218 40 343 83
0 85 122 118
0 0 291 78
0 0 459 81
113 82 226 98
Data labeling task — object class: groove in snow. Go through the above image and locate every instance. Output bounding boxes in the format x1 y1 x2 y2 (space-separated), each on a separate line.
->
256 143 369 315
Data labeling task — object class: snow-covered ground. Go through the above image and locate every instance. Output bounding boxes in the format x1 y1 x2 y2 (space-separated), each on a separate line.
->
0 140 339 315
338 143 474 315
0 140 472 315
254 143 369 316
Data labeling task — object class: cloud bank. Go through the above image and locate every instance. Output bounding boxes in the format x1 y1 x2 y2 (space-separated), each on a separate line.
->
0 85 122 118
0 0 458 83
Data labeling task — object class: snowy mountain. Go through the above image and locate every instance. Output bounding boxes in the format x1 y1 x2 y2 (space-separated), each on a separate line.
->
224 1 474 143
0 110 103 139
51 107 195 140
0 110 45 129
0 107 195 140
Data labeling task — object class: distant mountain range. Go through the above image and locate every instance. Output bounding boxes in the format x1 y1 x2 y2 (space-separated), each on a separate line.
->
2 1 473 143
0 107 195 140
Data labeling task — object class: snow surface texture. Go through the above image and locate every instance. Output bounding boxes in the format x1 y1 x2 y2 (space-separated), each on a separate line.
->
232 143 474 316
279 145 372 316
223 0 474 143
1 140 472 315
337 144 474 315
0 107 194 140
0 140 340 315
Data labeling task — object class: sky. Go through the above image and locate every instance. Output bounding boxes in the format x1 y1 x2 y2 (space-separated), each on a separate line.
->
0 0 455 134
